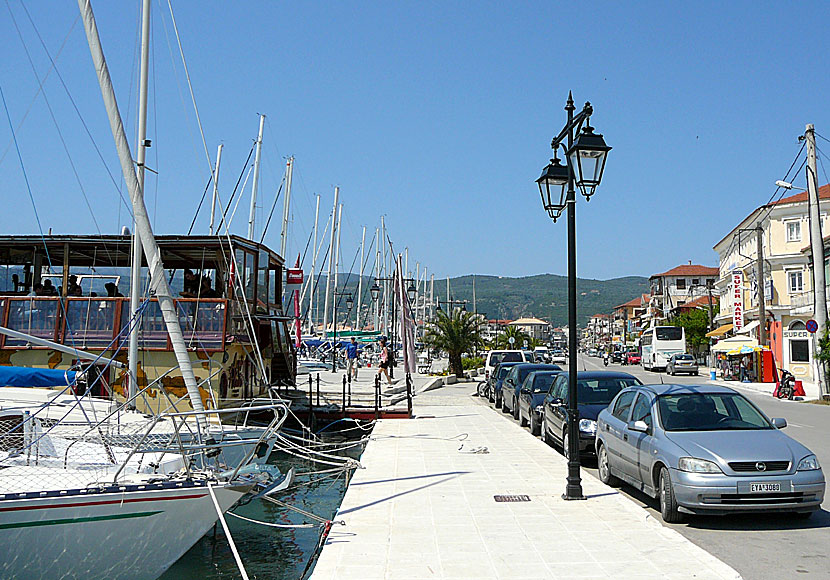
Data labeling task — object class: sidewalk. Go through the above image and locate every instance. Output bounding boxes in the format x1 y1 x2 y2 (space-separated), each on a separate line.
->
309 382 741 580
704 368 821 401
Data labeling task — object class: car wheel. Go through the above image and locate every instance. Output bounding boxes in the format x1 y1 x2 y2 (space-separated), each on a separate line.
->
496 393 502 409
520 408 528 427
530 413 540 436
659 466 684 523
513 403 520 421
597 444 619 487
502 397 511 413
543 423 553 446
694 371 699 376
562 429 570 459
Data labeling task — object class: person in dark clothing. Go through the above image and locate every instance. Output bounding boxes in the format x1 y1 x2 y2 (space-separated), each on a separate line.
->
42 279 58 296
181 269 199 297
104 282 124 297
67 275 82 297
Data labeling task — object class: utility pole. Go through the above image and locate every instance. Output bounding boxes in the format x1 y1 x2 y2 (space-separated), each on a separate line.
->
248 114 265 241
806 124 828 395
757 221 766 346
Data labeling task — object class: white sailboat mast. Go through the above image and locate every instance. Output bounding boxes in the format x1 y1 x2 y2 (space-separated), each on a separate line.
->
307 194 320 333
127 0 151 405
247 114 265 241
209 143 223 235
279 156 293 258
334 203 343 327
374 227 380 331
322 187 338 337
355 225 365 330
79 0 206 418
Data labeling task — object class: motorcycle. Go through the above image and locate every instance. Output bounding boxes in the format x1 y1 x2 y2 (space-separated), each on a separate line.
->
775 369 796 400
603 354 609 367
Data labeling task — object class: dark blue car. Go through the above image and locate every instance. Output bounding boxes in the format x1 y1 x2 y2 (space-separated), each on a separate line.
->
490 362 521 407
517 370 562 435
542 371 641 457
501 363 562 419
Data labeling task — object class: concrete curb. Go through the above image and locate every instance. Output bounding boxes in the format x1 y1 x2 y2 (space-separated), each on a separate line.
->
418 377 444 393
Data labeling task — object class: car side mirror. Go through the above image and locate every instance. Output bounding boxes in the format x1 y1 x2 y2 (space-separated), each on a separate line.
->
630 420 649 433
771 417 787 429
550 397 563 406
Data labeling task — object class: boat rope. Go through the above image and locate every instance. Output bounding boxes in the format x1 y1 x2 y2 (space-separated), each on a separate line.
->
207 482 250 580
261 494 344 526
276 433 362 465
225 511 318 529
275 435 362 468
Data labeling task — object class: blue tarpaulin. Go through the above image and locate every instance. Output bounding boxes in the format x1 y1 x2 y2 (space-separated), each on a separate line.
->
0 366 77 387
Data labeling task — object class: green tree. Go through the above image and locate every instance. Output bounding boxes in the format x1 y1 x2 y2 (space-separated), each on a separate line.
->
494 325 530 350
669 309 710 354
424 309 484 378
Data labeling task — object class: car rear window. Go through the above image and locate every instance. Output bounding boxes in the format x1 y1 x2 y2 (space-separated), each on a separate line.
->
676 354 694 360
500 352 523 363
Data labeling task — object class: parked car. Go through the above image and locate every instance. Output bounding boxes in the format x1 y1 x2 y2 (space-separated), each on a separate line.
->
490 361 522 407
517 370 562 435
588 349 598 357
667 353 698 376
596 384 825 522
484 350 533 384
542 371 642 457
625 351 641 365
501 363 563 420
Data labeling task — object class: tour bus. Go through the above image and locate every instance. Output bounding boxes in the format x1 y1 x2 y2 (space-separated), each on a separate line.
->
641 325 686 371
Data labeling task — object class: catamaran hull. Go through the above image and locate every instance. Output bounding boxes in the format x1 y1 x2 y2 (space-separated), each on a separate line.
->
0 481 244 580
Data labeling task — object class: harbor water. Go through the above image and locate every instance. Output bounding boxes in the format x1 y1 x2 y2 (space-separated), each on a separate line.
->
162 438 366 580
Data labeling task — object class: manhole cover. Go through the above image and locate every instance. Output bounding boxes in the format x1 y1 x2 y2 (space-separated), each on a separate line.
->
493 495 530 503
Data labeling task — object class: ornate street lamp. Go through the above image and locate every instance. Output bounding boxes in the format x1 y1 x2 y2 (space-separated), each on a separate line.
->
536 92 610 501
407 282 416 303
370 283 380 303
536 151 569 222
567 124 611 201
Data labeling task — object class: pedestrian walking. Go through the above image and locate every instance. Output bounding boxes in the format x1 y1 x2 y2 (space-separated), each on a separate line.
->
377 337 393 385
346 336 359 380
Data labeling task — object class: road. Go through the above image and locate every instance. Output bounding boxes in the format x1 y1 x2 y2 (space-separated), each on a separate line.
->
551 354 830 579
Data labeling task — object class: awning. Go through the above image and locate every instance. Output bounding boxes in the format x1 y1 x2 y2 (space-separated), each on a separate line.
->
711 336 759 353
736 320 759 335
706 323 733 338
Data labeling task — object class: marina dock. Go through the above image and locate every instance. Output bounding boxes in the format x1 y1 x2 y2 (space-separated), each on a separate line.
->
309 380 742 580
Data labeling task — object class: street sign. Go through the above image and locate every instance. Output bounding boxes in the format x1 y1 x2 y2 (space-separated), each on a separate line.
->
807 319 818 333
286 268 303 295
523 340 529 348
508 337 515 345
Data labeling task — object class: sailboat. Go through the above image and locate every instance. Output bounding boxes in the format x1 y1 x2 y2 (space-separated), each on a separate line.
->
0 2 291 578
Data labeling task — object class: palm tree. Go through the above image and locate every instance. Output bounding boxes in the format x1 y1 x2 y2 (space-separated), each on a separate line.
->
493 325 530 350
424 309 484 378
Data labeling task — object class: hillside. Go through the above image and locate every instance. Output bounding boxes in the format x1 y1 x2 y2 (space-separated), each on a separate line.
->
306 273 648 328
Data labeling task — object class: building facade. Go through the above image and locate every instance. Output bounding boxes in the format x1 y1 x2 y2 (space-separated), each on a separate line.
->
713 184 830 383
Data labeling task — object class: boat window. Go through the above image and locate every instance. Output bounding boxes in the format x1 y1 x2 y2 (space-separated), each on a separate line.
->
257 250 269 311
235 249 255 301
121 300 168 349
176 300 226 350
269 267 278 305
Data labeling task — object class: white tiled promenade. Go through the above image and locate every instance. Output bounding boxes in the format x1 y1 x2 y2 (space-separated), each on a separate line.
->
310 382 742 580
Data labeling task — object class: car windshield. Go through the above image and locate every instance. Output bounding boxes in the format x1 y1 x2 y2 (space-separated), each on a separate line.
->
576 378 640 405
657 393 772 431
531 373 558 393
498 352 522 364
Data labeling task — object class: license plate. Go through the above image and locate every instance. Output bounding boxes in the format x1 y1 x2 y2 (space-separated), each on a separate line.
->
750 483 781 493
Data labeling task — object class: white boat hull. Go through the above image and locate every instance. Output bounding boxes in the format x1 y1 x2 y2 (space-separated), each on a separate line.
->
0 481 244 580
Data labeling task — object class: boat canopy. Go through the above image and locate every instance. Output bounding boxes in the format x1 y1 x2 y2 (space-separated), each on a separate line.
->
0 366 77 387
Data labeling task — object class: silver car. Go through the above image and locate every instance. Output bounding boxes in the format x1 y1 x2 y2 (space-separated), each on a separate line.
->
596 384 825 522
667 353 698 376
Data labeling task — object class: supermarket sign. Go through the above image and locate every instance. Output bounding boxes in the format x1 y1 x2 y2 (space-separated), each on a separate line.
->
732 271 743 331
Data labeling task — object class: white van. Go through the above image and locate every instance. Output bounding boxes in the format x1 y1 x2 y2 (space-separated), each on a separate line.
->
484 350 534 381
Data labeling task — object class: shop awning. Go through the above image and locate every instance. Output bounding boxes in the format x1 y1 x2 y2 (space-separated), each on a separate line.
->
736 320 759 335
706 323 733 338
711 336 759 353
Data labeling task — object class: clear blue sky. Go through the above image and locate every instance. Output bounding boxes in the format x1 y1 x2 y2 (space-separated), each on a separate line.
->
2 1 830 282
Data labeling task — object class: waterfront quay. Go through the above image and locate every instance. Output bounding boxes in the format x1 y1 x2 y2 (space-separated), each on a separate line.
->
309 379 740 580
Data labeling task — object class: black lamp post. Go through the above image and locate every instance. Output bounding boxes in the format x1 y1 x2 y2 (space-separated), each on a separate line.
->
332 290 353 371
537 92 610 501
371 277 415 378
